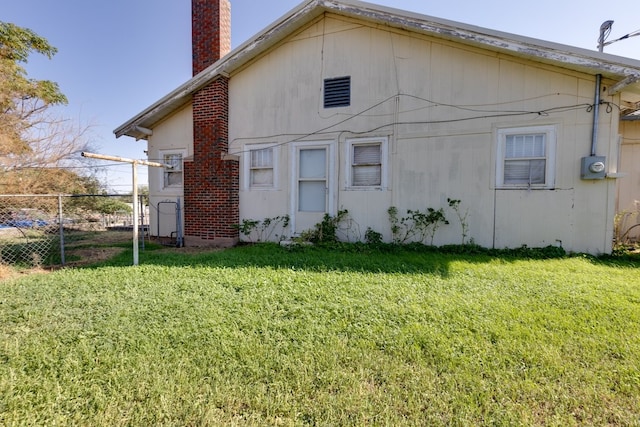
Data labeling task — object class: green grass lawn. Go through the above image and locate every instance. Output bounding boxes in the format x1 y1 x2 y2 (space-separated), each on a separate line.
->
1 244 639 426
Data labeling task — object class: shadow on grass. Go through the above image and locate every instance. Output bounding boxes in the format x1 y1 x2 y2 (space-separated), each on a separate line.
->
82 241 640 277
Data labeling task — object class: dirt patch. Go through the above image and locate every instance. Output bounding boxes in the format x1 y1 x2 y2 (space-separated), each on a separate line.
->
59 231 133 267
0 264 18 281
155 245 225 255
0 231 229 280
64 247 127 267
0 263 48 281
67 231 133 247
65 233 224 265
1 231 132 280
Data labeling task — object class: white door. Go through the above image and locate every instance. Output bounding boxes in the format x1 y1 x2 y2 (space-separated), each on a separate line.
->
291 141 335 235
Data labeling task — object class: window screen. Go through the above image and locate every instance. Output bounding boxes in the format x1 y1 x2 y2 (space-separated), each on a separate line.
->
163 153 183 187
250 147 274 187
352 144 381 186
503 134 546 185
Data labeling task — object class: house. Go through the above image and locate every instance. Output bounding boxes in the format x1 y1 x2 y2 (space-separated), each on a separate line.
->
618 115 640 243
115 0 640 254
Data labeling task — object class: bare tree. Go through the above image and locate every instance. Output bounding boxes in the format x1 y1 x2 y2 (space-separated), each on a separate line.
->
0 22 94 194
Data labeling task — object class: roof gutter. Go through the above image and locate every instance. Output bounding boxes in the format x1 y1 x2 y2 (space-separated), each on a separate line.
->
114 0 640 140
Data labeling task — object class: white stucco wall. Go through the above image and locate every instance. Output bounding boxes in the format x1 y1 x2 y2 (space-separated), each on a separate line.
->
617 120 640 242
146 104 192 238
228 13 619 253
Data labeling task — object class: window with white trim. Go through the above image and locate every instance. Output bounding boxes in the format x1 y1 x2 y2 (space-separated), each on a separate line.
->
248 146 274 188
496 125 556 189
163 152 184 188
346 137 388 188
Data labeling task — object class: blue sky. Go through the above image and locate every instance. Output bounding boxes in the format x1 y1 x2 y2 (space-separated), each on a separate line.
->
4 0 639 192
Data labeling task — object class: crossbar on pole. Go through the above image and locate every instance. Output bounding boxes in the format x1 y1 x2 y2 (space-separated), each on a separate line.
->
81 151 170 266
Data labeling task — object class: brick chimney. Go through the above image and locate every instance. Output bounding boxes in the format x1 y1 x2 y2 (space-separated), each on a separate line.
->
184 0 239 247
192 0 231 75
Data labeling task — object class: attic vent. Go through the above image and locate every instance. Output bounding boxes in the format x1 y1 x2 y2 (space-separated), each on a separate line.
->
324 76 351 108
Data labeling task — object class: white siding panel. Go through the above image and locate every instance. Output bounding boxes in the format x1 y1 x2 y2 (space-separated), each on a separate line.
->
617 121 640 242
228 13 617 253
145 104 192 238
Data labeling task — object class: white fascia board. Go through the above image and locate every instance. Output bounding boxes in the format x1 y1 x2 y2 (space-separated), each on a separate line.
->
114 0 323 140
114 0 640 140
335 0 640 77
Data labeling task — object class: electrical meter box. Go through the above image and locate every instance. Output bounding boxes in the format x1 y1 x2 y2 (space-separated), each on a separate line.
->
581 156 606 180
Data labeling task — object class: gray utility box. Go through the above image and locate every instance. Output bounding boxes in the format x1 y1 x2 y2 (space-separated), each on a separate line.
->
581 156 606 180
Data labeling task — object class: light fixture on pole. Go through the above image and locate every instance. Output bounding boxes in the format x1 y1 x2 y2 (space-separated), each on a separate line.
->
598 20 640 52
598 20 614 52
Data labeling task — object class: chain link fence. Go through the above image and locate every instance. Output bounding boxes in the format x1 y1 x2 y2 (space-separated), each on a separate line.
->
0 194 146 267
615 200 640 247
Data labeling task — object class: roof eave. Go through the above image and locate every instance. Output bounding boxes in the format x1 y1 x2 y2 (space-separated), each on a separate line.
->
114 0 640 139
114 0 325 140
337 0 640 78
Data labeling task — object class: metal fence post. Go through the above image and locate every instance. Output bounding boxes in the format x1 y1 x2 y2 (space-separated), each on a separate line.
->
139 194 145 252
176 197 183 248
58 194 65 265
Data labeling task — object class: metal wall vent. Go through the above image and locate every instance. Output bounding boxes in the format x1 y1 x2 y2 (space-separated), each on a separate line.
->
324 76 351 108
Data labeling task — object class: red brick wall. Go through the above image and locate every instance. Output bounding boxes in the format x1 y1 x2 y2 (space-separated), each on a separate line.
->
184 76 239 246
185 0 237 246
192 0 231 76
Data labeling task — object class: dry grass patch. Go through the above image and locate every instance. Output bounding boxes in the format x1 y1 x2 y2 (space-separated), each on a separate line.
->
0 263 16 281
0 263 49 281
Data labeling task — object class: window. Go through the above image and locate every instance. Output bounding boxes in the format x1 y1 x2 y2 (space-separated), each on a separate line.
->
163 153 183 187
496 125 556 189
248 146 275 189
346 137 388 188
298 148 327 212
324 76 351 108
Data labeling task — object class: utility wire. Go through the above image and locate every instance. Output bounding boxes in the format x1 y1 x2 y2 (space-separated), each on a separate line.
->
227 95 597 157
603 28 640 47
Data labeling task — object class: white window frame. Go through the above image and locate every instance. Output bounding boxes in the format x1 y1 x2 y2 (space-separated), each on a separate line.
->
496 125 556 189
160 149 186 189
244 144 277 190
345 137 389 190
289 140 337 229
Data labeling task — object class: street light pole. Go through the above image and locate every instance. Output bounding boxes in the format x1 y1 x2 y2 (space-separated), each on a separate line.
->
598 20 640 52
598 20 614 52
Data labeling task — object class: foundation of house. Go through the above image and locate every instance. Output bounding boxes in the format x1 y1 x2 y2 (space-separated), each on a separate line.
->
184 235 238 248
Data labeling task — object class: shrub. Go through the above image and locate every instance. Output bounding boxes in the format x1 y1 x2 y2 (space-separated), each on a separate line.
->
364 227 383 245
447 198 469 245
299 210 350 245
387 206 448 245
233 215 290 243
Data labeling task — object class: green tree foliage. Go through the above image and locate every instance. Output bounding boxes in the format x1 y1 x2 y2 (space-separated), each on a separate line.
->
0 22 67 155
135 185 149 206
0 22 94 195
94 197 132 215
